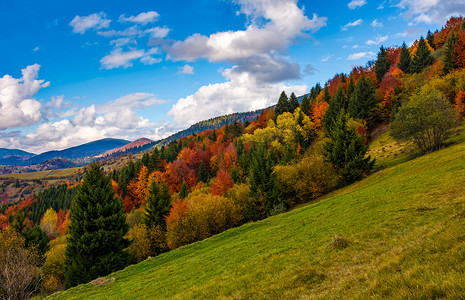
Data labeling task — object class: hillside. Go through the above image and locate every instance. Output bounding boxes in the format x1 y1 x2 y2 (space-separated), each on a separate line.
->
100 138 154 157
51 133 465 299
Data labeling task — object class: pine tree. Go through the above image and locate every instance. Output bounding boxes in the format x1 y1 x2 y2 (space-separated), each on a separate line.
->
324 86 347 132
411 37 435 73
443 33 457 74
275 91 290 116
300 94 311 116
374 46 391 82
323 87 331 103
144 181 171 229
397 42 412 73
346 77 355 100
64 163 130 288
197 161 209 183
289 92 299 113
323 112 374 186
426 30 435 49
348 76 378 125
178 181 189 199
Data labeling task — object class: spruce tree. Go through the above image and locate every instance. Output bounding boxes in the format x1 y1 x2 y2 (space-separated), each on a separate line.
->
197 161 209 183
374 46 391 82
324 86 347 132
64 163 130 288
289 92 299 113
443 33 457 74
426 30 435 49
144 181 171 229
275 91 290 116
348 76 378 125
323 112 374 186
411 37 435 73
300 94 311 116
397 42 412 74
323 87 331 103
346 77 355 100
178 181 189 199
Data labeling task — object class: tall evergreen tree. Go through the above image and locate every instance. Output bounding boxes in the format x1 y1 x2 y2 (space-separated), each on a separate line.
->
289 92 299 113
323 112 375 186
178 181 189 199
426 30 435 49
64 163 130 288
300 94 311 116
275 91 290 116
443 33 457 74
197 161 209 183
374 46 391 82
324 86 347 132
397 42 412 73
411 37 435 73
144 181 171 229
346 77 355 100
323 86 331 103
348 76 378 125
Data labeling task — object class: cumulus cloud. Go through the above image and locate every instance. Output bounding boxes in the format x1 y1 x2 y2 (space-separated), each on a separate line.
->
69 12 111 34
168 67 307 127
342 19 363 31
109 37 136 47
100 47 161 69
177 64 194 75
166 0 327 62
366 35 389 45
0 64 49 130
396 0 465 24
347 51 375 60
98 92 167 113
118 11 160 25
98 25 170 39
348 0 367 9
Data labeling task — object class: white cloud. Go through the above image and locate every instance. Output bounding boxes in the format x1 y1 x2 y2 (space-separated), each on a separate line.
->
396 0 465 24
166 0 327 63
119 11 160 25
371 19 383 28
366 35 389 45
348 0 367 9
321 54 331 62
0 64 50 130
168 67 307 127
347 51 375 60
178 64 194 75
33 46 40 52
396 28 425 37
109 37 136 47
342 19 363 31
98 25 170 39
145 27 170 39
69 12 111 34
99 93 167 113
99 47 161 69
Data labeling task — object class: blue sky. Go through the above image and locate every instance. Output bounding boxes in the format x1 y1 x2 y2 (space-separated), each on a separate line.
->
1 0 463 153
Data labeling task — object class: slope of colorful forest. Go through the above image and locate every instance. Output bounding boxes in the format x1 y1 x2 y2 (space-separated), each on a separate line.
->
2 16 465 299
50 121 465 299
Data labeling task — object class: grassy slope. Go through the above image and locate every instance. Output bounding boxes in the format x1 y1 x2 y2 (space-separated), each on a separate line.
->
0 168 80 180
51 139 465 299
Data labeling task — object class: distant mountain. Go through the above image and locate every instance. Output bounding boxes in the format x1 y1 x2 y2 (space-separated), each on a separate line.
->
0 148 35 159
24 138 131 165
100 138 154 157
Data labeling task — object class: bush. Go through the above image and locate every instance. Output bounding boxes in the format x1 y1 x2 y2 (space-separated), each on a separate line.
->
391 87 460 153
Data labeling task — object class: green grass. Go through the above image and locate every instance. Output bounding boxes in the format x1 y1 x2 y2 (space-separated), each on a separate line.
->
0 167 80 180
50 140 465 299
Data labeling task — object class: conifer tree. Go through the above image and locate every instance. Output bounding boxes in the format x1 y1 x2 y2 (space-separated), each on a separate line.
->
275 91 290 116
443 33 457 74
144 181 171 229
300 94 311 116
178 181 189 199
374 46 391 82
64 163 130 288
426 30 435 49
346 77 355 100
324 86 347 132
348 76 378 125
397 42 412 73
197 161 209 183
289 92 299 113
411 37 435 73
323 112 374 186
323 87 331 103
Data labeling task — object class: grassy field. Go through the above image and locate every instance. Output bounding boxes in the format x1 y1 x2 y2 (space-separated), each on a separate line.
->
49 134 465 299
0 167 81 180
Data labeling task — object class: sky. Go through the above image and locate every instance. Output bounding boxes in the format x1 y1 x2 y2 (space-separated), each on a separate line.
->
1 0 464 154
